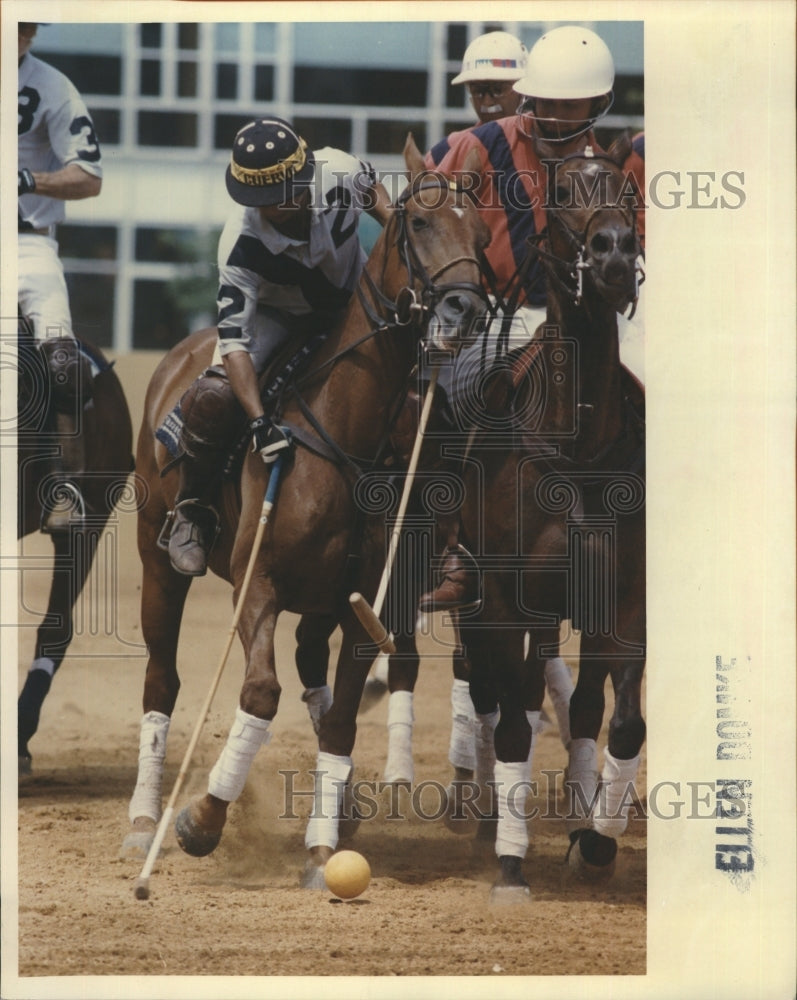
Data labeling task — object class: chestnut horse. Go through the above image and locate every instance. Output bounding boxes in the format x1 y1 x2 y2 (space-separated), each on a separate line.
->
16 322 134 775
454 135 646 899
120 147 491 886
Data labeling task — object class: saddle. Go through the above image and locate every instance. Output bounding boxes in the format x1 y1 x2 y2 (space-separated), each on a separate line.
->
155 329 330 477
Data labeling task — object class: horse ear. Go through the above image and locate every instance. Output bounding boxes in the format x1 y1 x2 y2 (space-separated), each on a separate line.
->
403 132 426 181
456 145 483 199
607 131 632 167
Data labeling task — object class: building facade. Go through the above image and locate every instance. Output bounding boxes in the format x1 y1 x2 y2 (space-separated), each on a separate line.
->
28 19 644 352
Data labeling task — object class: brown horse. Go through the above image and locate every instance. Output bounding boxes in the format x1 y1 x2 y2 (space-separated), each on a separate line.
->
453 135 646 900
120 144 491 885
16 322 134 775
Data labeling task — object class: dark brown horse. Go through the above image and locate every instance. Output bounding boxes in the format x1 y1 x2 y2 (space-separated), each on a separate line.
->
453 135 646 900
120 145 491 885
16 323 134 775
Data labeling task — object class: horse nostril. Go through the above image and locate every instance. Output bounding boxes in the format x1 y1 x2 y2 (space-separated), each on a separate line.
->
442 294 467 316
589 232 612 256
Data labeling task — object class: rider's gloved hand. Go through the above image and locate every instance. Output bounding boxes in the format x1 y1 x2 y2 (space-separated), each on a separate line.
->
250 415 290 464
18 168 36 196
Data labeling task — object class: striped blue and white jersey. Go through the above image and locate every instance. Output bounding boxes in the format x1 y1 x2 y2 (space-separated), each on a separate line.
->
216 147 378 353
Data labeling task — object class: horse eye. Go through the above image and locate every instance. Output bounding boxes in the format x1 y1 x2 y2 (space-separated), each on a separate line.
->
410 216 429 232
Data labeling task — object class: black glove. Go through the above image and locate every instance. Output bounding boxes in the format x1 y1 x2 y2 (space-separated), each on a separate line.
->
18 168 36 196
250 415 290 464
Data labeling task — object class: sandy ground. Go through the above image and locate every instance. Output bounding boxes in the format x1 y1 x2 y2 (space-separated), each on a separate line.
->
11 351 646 987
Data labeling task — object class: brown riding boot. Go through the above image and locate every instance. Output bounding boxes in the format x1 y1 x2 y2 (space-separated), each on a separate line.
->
418 544 481 612
167 498 220 577
42 412 87 534
164 366 246 576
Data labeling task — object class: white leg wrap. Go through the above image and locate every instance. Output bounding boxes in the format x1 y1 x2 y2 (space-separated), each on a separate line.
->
128 711 171 823
544 657 574 749
448 678 476 771
30 656 56 678
593 749 641 839
566 738 600 830
383 690 414 783
302 685 333 736
207 706 271 803
305 751 353 850
494 758 534 859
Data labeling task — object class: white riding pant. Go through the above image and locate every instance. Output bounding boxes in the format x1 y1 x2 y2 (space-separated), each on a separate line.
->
18 232 75 342
438 295 645 413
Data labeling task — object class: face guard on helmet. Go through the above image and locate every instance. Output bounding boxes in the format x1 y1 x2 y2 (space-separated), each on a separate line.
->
514 25 615 144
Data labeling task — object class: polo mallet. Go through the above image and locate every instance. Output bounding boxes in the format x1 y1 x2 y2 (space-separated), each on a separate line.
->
350 366 439 654
133 452 285 901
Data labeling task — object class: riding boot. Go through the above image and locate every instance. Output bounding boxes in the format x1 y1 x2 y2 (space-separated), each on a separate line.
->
41 410 88 533
166 367 246 577
418 543 481 612
37 338 93 534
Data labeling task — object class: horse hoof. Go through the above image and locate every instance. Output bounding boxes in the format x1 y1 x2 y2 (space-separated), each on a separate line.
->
489 884 532 905
119 830 159 862
18 754 32 779
567 829 617 882
300 860 328 890
489 855 531 904
174 805 222 857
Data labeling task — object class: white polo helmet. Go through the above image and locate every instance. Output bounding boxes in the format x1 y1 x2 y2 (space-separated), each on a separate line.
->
451 31 528 85
514 25 615 100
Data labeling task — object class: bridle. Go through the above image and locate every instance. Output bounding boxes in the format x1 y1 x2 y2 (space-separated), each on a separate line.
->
528 152 645 310
358 176 490 330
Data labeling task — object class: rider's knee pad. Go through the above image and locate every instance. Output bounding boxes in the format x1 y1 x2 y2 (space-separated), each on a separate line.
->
178 366 246 459
38 337 93 413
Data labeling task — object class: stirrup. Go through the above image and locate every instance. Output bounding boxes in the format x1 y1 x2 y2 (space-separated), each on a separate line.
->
40 481 86 533
157 498 221 553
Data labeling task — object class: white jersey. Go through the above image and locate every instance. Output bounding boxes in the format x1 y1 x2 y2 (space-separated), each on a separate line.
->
216 147 377 353
18 53 102 230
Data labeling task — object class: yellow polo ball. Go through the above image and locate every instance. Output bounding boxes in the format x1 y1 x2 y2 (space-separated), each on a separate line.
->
324 850 371 899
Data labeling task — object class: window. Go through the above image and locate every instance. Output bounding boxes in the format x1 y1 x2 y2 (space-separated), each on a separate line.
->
294 117 352 152
140 23 162 48
216 63 238 100
294 67 428 107
137 111 198 147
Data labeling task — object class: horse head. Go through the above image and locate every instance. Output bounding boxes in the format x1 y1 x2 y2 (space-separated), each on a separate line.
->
544 133 642 315
369 134 490 356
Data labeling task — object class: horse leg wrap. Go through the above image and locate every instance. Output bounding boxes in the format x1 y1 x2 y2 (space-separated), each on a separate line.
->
207 707 272 802
494 754 535 859
448 678 476 771
593 749 641 839
17 661 56 754
566 737 600 831
383 690 414 784
305 751 353 850
544 657 574 750
302 685 333 737
128 711 171 823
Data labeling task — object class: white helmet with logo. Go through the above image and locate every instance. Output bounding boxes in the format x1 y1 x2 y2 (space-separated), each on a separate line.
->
514 25 615 142
451 31 527 85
